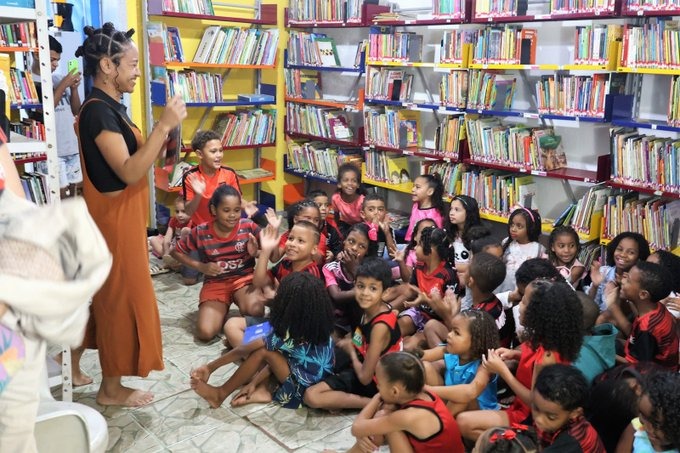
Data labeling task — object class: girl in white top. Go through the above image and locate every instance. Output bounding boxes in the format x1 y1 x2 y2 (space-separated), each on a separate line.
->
446 195 483 310
498 207 545 293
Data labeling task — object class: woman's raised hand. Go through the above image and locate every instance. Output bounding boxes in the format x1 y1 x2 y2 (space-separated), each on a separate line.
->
159 95 187 131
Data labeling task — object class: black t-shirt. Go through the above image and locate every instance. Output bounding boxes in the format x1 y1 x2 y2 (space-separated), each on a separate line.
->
78 88 138 192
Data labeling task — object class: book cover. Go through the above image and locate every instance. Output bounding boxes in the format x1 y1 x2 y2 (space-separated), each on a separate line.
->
193 25 221 63
314 37 341 67
243 321 273 344
398 110 420 148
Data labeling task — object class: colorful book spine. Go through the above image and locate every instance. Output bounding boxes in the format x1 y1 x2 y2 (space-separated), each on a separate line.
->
550 0 616 14
286 103 355 141
535 73 608 117
368 28 423 62
167 70 222 103
433 0 466 18
440 71 469 108
620 19 680 69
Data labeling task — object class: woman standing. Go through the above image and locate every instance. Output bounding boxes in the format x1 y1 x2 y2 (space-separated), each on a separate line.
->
75 23 186 406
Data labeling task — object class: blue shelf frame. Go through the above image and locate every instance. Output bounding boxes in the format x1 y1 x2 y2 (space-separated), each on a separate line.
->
365 98 466 113
611 118 680 133
284 50 365 73
10 102 41 109
283 166 338 185
151 81 276 107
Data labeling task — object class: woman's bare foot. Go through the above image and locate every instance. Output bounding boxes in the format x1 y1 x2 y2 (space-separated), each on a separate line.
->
192 380 226 408
230 386 272 407
96 386 154 407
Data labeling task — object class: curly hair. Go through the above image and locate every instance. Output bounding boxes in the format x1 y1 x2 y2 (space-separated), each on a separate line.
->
269 273 334 344
416 173 446 215
307 189 328 200
287 199 321 231
458 310 500 360
355 257 392 291
634 261 673 303
535 364 589 411
476 426 538 453
503 207 542 254
346 222 379 258
547 225 581 267
649 250 680 293
361 191 385 208
514 258 564 287
447 195 482 245
336 163 365 195
191 130 222 152
469 252 506 294
379 351 425 394
605 232 650 267
420 227 450 262
524 280 583 362
642 371 680 449
208 185 241 211
75 22 134 79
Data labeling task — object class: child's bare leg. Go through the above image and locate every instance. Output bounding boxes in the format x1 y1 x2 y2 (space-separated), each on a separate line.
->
233 285 266 317
224 316 246 348
447 399 479 418
231 380 273 407
456 409 509 442
424 319 449 348
196 300 228 342
192 347 268 408
149 235 164 258
303 382 372 410
403 332 426 351
397 316 417 338
423 360 445 386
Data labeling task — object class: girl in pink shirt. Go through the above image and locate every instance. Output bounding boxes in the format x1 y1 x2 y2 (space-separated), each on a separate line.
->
404 174 445 242
332 163 365 238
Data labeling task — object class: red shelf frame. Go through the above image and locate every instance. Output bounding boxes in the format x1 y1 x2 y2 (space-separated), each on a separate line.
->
606 181 680 199
463 158 601 183
286 131 363 147
13 155 46 164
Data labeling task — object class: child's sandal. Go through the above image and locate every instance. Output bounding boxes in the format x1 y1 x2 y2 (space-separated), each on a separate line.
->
150 264 170 276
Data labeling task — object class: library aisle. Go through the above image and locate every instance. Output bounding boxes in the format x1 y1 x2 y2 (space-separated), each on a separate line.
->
64 267 363 452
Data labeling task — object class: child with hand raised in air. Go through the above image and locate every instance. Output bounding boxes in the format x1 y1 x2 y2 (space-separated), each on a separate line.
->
190 272 335 409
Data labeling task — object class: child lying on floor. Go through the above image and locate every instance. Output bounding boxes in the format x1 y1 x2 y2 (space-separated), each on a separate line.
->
190 273 335 409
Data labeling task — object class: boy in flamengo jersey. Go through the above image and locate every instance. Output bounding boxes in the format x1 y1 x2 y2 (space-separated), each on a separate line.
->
604 261 679 371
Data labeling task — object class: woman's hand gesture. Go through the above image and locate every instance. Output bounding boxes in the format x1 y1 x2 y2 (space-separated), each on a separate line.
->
158 95 187 131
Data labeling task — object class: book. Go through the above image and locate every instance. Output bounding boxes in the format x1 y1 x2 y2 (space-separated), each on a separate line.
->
243 321 272 344
314 37 341 67
235 168 273 179
193 25 221 63
237 94 275 103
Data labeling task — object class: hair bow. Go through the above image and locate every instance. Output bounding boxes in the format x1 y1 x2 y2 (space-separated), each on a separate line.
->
490 429 518 443
367 224 378 242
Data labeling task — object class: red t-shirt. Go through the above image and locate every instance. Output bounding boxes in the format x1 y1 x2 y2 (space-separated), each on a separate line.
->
168 217 193 242
279 229 328 259
182 166 241 225
268 259 321 283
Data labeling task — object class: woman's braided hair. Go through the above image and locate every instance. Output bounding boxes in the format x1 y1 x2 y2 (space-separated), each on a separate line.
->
75 22 135 78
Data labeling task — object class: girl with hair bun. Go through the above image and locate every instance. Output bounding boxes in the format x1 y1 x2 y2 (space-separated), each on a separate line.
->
74 22 186 407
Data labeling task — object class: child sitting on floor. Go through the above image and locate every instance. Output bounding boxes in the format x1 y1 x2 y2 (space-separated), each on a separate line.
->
423 252 508 349
616 370 680 453
149 196 192 271
308 189 343 260
190 272 335 409
457 280 583 441
170 185 264 342
421 310 500 416
349 351 464 452
532 364 605 452
602 261 679 371
398 227 459 350
304 258 402 411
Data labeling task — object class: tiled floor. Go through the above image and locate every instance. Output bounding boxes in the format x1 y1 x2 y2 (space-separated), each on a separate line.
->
66 271 360 452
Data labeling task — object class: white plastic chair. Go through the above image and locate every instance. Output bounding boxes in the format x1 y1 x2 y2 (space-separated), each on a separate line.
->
35 353 108 453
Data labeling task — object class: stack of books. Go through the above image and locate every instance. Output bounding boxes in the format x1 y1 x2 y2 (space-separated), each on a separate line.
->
7 68 38 104
434 0 467 18
440 72 469 108
535 73 610 117
620 20 680 69
167 70 222 103
434 117 464 159
160 0 214 15
286 103 354 141
368 27 423 62
472 27 537 65
573 24 622 66
287 31 341 67
420 161 463 196
0 23 37 47
364 108 420 148
440 30 472 64
467 71 516 110
286 139 362 178
550 0 617 14
460 169 538 215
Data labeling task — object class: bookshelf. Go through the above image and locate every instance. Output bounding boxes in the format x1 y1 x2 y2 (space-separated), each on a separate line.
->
1 4 59 203
142 0 278 214
278 0 680 253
